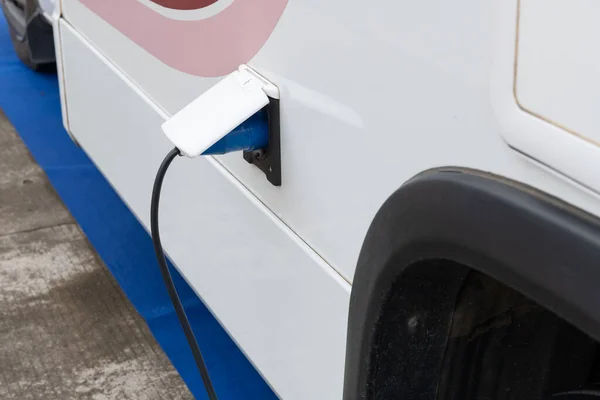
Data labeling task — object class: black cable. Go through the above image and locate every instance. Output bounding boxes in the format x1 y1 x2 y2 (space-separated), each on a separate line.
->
151 147 218 400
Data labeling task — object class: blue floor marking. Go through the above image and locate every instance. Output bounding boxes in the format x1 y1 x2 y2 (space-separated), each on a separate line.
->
0 14 277 400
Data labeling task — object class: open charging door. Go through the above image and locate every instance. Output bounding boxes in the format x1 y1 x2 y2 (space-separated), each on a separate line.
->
162 65 281 185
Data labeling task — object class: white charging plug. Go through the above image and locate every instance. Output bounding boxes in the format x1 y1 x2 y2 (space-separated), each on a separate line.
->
161 65 280 158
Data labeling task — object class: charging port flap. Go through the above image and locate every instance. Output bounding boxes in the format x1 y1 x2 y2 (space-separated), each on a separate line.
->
161 65 281 186
162 67 271 158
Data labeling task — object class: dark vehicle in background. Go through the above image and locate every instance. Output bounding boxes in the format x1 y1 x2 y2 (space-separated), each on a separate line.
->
1 0 54 69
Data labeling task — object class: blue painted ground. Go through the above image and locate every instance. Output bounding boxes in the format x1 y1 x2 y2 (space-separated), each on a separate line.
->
0 14 277 400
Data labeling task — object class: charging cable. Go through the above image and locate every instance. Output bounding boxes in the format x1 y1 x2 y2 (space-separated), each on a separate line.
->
150 110 270 400
151 146 218 400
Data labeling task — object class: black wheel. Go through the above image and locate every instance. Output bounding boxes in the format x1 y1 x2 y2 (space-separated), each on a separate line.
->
436 272 600 400
2 0 55 70
361 263 600 400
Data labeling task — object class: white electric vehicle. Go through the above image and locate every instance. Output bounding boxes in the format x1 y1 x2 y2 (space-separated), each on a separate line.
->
4 0 600 399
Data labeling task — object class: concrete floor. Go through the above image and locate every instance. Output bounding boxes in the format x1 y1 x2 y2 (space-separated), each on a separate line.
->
0 109 193 399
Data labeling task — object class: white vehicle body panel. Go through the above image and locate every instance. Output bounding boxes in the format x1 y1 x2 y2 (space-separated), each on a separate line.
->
53 0 600 398
493 0 600 195
61 0 600 283
515 0 600 146
59 21 350 399
515 0 600 148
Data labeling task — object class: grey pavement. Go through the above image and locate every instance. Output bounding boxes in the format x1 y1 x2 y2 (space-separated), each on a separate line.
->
0 109 193 400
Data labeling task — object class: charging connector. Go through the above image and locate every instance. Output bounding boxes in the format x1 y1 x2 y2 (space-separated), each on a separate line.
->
203 110 269 155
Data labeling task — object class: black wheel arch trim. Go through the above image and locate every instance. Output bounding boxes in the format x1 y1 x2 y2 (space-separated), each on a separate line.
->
343 168 600 399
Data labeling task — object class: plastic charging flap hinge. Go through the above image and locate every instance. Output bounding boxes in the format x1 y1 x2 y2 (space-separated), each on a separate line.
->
161 65 280 158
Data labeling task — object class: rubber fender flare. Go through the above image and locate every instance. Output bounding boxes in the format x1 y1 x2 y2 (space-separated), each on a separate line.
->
343 168 600 399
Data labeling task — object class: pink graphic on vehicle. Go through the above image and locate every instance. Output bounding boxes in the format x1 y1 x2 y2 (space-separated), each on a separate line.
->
149 0 219 9
78 0 288 77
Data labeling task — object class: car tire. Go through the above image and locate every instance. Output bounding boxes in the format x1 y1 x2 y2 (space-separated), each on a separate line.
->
4 0 54 71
